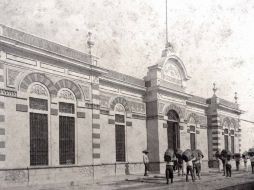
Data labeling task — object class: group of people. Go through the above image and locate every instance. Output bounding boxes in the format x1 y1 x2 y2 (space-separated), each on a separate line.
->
142 148 254 185
217 151 254 177
143 149 203 184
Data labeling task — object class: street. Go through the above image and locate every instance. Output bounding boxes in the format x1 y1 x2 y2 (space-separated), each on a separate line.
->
2 170 254 190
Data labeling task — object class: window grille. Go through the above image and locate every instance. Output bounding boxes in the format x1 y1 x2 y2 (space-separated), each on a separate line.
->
115 114 125 123
224 135 229 151
115 125 125 162
231 136 234 154
190 126 195 132
190 133 196 150
167 122 180 150
30 113 48 166
59 102 75 114
29 97 48 111
167 110 179 122
189 125 196 150
59 116 75 165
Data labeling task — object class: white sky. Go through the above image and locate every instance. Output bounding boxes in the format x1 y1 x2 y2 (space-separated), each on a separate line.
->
1 0 254 121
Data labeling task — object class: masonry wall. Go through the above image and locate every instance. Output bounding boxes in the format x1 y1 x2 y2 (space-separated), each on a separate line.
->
76 108 93 165
180 123 190 151
158 119 169 173
5 96 29 168
126 118 146 163
100 113 115 164
146 119 160 171
241 120 254 153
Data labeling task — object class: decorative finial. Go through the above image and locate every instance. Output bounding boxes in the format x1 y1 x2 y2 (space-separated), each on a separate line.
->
213 82 217 96
161 41 174 57
87 32 95 56
234 92 238 104
165 41 174 51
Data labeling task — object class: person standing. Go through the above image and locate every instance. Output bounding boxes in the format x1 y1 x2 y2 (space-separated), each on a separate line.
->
222 158 226 176
215 149 222 173
235 156 240 171
250 154 254 174
143 150 149 176
218 158 223 172
177 156 184 176
164 150 174 184
182 159 186 176
225 157 232 177
193 155 202 180
243 156 248 172
172 155 177 171
165 158 174 184
186 157 195 182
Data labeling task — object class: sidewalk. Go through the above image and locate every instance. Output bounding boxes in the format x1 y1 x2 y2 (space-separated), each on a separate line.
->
2 170 254 190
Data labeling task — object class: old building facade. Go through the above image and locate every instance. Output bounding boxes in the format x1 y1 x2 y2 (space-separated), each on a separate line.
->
0 25 242 186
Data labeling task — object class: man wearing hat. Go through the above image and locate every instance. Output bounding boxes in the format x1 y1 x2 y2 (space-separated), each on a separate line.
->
143 150 149 176
250 154 254 174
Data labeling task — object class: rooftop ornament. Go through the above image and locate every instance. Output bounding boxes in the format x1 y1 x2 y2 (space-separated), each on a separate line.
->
213 82 217 97
87 32 95 56
234 92 238 104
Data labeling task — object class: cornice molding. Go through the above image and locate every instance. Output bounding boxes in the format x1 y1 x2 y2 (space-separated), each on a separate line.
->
157 86 192 99
0 36 107 76
186 100 208 109
218 104 244 115
100 76 146 92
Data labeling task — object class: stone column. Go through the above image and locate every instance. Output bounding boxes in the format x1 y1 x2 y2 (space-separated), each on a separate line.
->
0 60 5 167
91 76 101 165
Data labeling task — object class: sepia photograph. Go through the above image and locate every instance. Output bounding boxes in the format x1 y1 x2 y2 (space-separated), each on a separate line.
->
0 0 254 189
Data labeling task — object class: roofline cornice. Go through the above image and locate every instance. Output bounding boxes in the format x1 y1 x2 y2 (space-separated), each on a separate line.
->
0 36 107 75
218 104 244 115
186 100 208 108
100 76 146 92
156 86 192 99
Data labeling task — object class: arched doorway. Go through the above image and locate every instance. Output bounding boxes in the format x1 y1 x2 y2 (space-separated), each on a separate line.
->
167 110 180 151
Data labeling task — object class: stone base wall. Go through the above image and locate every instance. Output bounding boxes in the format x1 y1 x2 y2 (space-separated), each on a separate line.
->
0 163 144 188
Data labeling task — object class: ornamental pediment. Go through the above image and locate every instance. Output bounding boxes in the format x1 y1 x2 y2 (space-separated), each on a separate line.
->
146 53 190 91
160 55 190 85
162 58 182 85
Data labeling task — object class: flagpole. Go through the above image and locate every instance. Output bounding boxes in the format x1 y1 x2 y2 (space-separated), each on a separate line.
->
166 0 168 46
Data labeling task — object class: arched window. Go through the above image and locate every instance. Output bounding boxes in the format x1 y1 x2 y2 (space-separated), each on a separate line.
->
167 110 180 150
189 117 196 150
115 104 126 162
28 83 50 166
57 88 76 165
229 123 235 154
223 121 230 151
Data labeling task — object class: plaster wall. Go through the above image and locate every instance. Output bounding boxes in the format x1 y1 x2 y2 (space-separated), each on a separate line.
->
100 114 115 164
127 118 146 162
5 97 29 168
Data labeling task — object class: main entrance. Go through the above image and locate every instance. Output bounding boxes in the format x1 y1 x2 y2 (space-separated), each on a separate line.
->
167 110 180 150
